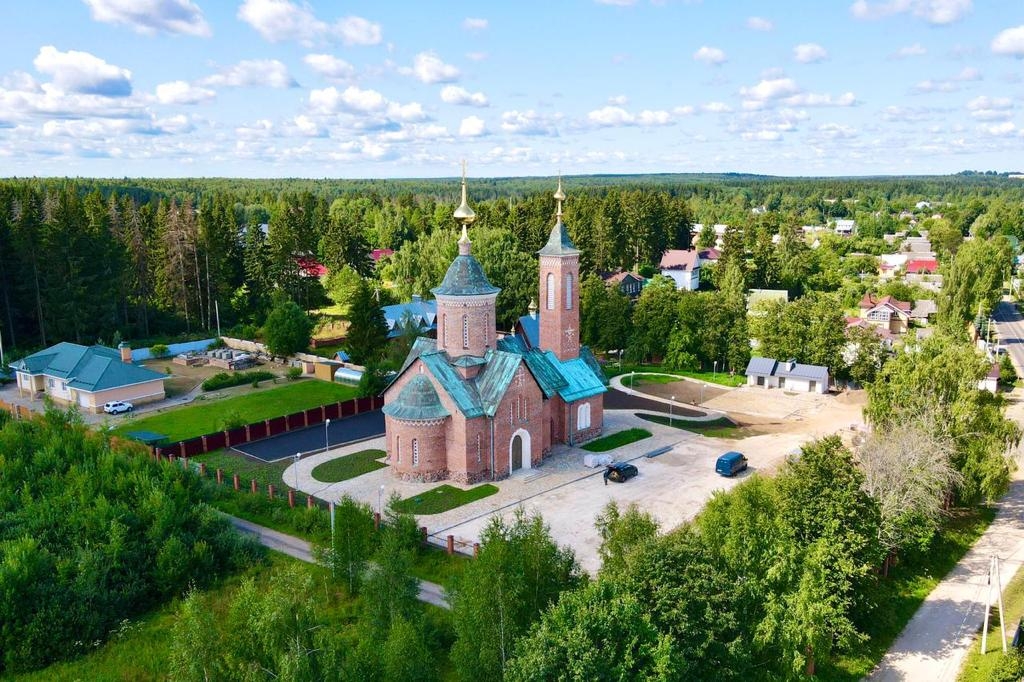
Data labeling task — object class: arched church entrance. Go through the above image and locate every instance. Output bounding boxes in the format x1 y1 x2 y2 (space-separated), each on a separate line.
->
510 428 531 472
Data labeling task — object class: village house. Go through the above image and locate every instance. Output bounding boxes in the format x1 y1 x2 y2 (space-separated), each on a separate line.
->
859 293 912 335
744 357 829 394
11 342 166 413
601 270 646 300
659 249 701 291
382 174 606 483
382 294 438 338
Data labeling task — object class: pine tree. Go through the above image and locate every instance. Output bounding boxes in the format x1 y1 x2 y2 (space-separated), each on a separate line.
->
345 279 389 365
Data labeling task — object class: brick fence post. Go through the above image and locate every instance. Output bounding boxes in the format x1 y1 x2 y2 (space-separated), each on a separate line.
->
268 484 275 499
288 489 295 508
199 462 207 477
233 473 240 490
201 435 208 452
373 512 381 530
250 479 257 494
216 468 223 484
446 535 455 555
473 542 480 558
306 494 315 509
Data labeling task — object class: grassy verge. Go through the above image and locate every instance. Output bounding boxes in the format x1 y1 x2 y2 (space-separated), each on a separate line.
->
410 544 470 587
115 380 360 442
311 449 388 482
195 449 290 490
958 563 1024 681
820 505 998 680
581 428 652 452
393 484 499 515
605 363 745 387
635 413 756 439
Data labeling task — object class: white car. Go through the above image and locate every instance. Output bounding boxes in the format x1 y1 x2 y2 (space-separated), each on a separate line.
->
103 400 134 414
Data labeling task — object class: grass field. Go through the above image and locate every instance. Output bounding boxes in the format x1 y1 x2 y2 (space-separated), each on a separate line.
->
636 413 755 439
581 428 652 452
607 364 745 388
958 562 1024 681
821 506 997 680
115 380 359 442
194 449 291 490
311 449 388 482
393 484 499 515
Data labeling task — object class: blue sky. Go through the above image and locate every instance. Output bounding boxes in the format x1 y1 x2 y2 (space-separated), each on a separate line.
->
1 0 1022 178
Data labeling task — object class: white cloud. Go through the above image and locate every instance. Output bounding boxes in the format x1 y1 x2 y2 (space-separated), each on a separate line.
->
966 95 1013 120
289 114 324 137
914 66 981 93
440 85 488 107
672 105 695 115
200 60 297 88
637 110 672 126
894 43 927 58
741 130 781 141
83 0 210 36
701 101 732 113
155 80 215 104
33 46 132 96
310 85 386 114
459 115 487 136
462 17 488 31
406 52 460 84
992 25 1024 56
850 0 971 25
740 77 799 103
694 46 727 66
586 106 673 127
236 119 274 139
785 92 856 107
981 121 1017 137
386 101 427 121
501 110 559 136
237 0 381 46
304 54 355 81
746 16 774 31
793 43 828 64
817 123 858 138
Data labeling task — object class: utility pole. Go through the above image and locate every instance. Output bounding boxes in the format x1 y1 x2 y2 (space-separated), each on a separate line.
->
982 555 1008 654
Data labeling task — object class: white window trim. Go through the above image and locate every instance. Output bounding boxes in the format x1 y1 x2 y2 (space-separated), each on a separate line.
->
412 438 419 467
546 272 555 310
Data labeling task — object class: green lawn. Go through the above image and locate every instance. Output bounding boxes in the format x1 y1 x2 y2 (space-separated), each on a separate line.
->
115 380 360 442
820 506 998 680
410 544 470 587
194 449 291 490
606 363 745 388
958 562 1024 681
310 449 388 482
581 428 652 452
392 484 499 515
636 413 755 439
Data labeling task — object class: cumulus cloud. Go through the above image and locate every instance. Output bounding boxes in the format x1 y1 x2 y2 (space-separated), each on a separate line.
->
893 43 927 58
693 46 727 65
741 130 781 141
586 106 674 127
794 43 828 63
304 54 355 81
850 0 971 25
702 101 732 113
980 121 1017 137
817 122 858 138
405 52 460 84
786 92 857 107
746 16 774 31
992 25 1024 56
34 46 132 96
83 0 211 36
440 85 488 107
155 80 215 104
309 85 386 114
500 110 559 136
462 17 488 31
237 0 381 46
740 77 799 103
200 60 297 88
966 95 1013 120
459 115 487 136
913 66 981 93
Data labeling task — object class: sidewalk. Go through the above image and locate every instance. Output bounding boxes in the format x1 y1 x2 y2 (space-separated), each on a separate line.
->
227 515 449 609
867 471 1024 681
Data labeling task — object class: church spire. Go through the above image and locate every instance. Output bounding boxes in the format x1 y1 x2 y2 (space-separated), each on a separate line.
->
453 160 476 226
538 175 579 257
554 172 565 220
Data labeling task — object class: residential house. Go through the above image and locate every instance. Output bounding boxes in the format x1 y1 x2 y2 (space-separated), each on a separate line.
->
744 357 829 394
659 249 701 291
370 248 394 264
689 223 729 248
878 253 908 279
382 294 437 339
697 247 721 266
11 342 166 413
905 257 938 275
859 293 912 335
979 363 1000 393
834 219 856 236
910 299 938 324
295 255 327 278
602 270 646 300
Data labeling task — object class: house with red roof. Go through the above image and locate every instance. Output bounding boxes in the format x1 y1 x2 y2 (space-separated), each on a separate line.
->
295 255 327 278
659 249 701 291
905 258 938 275
859 293 912 335
601 270 646 300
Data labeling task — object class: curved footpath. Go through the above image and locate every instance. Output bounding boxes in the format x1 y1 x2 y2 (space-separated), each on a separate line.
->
228 515 449 609
607 373 729 421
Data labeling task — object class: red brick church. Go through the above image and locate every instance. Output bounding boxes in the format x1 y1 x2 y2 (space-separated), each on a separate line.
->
382 172 607 483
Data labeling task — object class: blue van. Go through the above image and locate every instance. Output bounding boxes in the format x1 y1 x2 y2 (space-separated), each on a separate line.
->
715 451 748 477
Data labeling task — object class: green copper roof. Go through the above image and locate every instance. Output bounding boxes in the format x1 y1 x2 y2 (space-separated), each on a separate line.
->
578 347 609 386
431 254 500 297
382 374 451 421
10 342 165 392
419 351 485 418
544 351 607 402
537 218 580 256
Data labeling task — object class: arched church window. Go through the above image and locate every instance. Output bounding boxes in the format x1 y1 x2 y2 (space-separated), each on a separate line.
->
546 273 555 310
577 402 591 430
565 273 573 310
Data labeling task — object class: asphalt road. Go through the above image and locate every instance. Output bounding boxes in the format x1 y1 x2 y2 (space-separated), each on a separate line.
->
236 410 385 462
993 300 1024 376
228 515 449 609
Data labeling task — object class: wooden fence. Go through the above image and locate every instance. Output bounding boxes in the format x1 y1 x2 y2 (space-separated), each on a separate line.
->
153 394 385 460
0 399 32 420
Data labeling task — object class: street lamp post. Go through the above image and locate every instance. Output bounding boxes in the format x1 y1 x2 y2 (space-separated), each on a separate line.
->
324 418 331 453
669 395 675 428
293 452 301 491
630 370 635 394
378 484 385 517
713 360 718 378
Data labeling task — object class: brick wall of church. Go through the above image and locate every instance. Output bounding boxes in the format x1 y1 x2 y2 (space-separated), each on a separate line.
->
435 293 498 358
386 416 449 482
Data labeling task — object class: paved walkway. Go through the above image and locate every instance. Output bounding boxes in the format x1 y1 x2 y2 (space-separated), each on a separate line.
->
607 373 727 421
867 469 1024 681
227 515 449 609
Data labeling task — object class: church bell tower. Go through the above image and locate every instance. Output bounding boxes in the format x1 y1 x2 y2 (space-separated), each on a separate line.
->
537 178 580 361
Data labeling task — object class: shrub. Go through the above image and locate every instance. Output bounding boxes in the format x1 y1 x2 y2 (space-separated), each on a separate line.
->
287 366 303 381
201 370 275 392
220 411 246 431
208 337 226 349
150 343 170 358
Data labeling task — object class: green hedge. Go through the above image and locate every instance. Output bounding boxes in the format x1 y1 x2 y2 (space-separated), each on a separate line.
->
201 370 276 392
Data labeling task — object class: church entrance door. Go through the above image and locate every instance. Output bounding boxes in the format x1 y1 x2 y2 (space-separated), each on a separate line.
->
511 435 523 470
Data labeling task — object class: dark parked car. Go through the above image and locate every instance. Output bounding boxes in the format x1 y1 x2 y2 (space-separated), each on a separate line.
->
715 451 748 477
604 462 638 484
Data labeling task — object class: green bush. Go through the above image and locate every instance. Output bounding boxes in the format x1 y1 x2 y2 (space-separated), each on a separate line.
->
150 343 170 358
220 411 246 431
287 366 302 381
201 370 275 391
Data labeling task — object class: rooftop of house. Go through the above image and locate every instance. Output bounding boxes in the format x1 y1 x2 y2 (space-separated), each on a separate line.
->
295 255 327 278
10 342 166 392
745 356 829 383
382 295 438 337
370 248 394 262
602 270 645 285
859 293 912 313
659 249 700 271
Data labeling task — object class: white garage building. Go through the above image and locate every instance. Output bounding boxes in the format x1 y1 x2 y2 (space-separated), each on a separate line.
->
744 357 830 394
